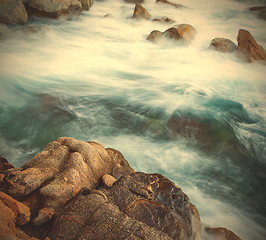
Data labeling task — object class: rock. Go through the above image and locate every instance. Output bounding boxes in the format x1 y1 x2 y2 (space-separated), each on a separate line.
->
48 189 173 240
156 0 184 8
101 172 202 240
102 174 116 187
0 199 36 240
0 191 31 225
147 30 163 42
125 0 144 3
205 227 241 240
164 24 197 43
0 0 28 25
210 38 237 53
78 0 93 11
0 155 14 173
249 6 266 20
28 0 83 19
147 24 196 44
132 3 151 19
152 17 175 23
237 29 266 63
4 137 131 225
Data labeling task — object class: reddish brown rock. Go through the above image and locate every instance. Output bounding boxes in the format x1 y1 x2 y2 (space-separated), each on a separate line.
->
133 3 151 19
205 227 241 240
0 154 14 173
210 38 237 53
163 24 197 43
0 191 31 225
102 174 116 187
237 29 266 63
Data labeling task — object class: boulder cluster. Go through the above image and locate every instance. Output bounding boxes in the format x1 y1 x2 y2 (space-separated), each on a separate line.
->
0 137 241 240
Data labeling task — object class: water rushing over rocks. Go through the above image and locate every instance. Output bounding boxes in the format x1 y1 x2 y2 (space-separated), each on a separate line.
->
0 0 266 239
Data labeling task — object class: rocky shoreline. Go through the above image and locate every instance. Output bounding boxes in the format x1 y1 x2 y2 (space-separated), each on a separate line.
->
0 137 241 240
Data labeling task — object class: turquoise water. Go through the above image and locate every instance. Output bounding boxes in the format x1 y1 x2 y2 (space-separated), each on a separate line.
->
0 0 266 239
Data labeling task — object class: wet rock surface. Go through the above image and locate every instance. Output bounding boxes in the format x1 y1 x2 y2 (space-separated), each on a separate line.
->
237 29 266 63
210 38 237 53
0 138 241 240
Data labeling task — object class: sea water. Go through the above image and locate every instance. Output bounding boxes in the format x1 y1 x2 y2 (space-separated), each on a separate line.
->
0 0 265 239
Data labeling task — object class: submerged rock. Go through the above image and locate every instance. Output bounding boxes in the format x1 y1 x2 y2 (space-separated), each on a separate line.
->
28 0 83 19
132 3 151 19
125 0 144 3
249 6 266 20
205 227 241 240
210 38 237 53
237 29 266 63
153 17 175 23
147 29 163 42
0 0 28 25
156 0 184 8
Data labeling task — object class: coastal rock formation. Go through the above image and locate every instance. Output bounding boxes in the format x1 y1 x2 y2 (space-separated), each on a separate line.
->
132 3 151 19
205 227 241 240
237 29 266 63
210 38 237 53
79 0 94 11
147 24 197 44
153 17 175 23
0 138 241 240
249 6 266 20
28 0 83 19
0 0 28 25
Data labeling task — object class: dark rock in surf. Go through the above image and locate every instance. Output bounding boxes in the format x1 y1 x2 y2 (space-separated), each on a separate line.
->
132 3 151 19
156 0 184 8
237 29 266 63
153 17 175 23
125 0 144 3
0 155 14 174
210 38 237 53
0 0 28 25
205 227 241 240
28 0 83 19
249 6 266 20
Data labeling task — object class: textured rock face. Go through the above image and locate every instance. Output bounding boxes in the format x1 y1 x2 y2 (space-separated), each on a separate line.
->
0 0 28 25
29 0 83 19
133 3 151 19
147 24 197 44
237 29 266 63
210 38 237 53
78 0 93 10
5 137 133 225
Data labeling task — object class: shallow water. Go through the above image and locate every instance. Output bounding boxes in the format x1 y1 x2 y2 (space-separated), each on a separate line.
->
0 0 266 239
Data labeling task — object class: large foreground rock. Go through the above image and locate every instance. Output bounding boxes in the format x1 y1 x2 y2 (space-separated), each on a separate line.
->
237 29 266 63
0 0 28 25
1 137 241 240
29 0 83 19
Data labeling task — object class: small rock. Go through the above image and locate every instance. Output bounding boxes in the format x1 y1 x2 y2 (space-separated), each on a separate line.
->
210 38 237 53
152 17 175 23
156 0 184 8
163 24 197 43
125 0 144 3
0 0 28 25
132 3 151 19
237 29 266 63
147 30 163 42
102 174 116 187
249 6 266 20
205 227 241 240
